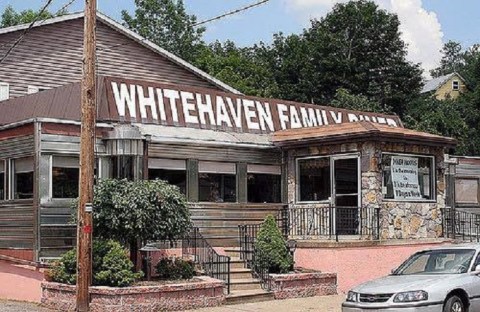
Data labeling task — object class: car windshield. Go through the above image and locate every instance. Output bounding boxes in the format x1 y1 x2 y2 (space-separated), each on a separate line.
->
394 249 476 275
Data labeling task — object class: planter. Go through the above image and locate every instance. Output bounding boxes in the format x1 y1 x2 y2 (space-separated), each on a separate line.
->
41 276 225 312
269 272 337 300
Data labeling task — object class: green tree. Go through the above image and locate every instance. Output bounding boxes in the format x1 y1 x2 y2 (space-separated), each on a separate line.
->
193 40 277 97
254 215 293 274
330 88 384 113
122 0 205 62
90 179 191 266
263 0 422 117
430 41 464 78
0 5 65 28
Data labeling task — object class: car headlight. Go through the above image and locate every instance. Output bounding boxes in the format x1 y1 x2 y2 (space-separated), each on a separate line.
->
393 290 428 303
346 291 359 302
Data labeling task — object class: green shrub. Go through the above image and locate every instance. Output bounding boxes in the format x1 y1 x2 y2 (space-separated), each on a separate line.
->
254 215 293 274
155 258 195 280
49 240 143 287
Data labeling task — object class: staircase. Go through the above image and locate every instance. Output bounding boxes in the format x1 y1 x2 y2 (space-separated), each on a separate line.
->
223 247 274 304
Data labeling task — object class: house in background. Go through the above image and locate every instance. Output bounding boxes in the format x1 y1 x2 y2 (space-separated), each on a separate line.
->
421 72 468 100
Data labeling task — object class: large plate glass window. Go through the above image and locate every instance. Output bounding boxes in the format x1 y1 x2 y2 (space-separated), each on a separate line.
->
247 164 281 203
52 156 79 198
0 160 5 200
199 161 236 203
382 154 435 201
13 157 34 199
149 158 187 194
297 157 331 202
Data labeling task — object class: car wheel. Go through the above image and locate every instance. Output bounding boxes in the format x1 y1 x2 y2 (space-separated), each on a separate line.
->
444 295 465 312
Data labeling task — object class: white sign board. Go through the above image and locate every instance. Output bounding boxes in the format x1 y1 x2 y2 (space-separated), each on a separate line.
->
391 156 422 200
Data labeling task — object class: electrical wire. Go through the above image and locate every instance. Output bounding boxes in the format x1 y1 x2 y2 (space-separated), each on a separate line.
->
98 0 270 53
193 0 269 27
0 0 56 64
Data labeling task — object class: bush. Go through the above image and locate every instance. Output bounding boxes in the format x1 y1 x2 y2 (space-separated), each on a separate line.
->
49 240 143 287
155 258 195 280
253 215 293 274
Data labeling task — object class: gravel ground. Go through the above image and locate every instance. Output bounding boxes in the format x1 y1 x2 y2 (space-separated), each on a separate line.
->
0 300 51 312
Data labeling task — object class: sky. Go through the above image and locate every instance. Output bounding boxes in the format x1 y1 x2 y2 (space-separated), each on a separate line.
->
1 0 479 75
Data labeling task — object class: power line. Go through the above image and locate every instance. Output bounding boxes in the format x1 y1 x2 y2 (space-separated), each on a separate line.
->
0 0 56 64
193 0 269 27
54 0 78 15
98 0 270 54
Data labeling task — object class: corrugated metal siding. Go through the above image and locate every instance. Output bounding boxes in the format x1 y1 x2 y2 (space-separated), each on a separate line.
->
0 200 34 248
149 143 282 165
0 136 34 158
456 163 480 176
0 18 217 99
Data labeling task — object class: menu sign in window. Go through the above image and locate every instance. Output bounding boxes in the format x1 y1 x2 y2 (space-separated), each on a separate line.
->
391 156 422 200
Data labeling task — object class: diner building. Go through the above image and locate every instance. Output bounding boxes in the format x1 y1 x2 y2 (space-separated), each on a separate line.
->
0 12 457 265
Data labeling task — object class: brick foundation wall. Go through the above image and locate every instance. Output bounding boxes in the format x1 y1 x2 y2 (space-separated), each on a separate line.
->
0 249 34 262
270 272 337 300
41 276 225 312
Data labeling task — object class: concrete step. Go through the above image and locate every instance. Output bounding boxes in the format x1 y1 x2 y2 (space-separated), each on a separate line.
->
230 268 253 279
226 289 274 305
224 247 241 258
230 278 262 291
229 257 246 269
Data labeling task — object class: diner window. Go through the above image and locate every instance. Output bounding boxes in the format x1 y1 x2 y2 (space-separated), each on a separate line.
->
52 156 79 198
199 161 236 203
0 160 5 200
13 157 34 199
297 157 331 202
382 154 435 201
247 164 282 203
149 158 187 194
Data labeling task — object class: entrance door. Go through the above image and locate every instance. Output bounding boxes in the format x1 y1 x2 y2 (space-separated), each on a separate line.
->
332 156 360 235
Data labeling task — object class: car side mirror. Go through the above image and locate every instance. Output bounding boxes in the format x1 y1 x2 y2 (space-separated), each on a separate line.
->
475 265 480 272
391 268 397 274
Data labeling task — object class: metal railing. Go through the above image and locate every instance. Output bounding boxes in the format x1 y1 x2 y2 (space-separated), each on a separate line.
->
442 208 480 242
182 227 231 293
238 210 289 291
288 205 380 241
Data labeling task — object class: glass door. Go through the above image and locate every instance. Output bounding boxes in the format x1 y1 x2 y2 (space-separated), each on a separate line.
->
332 156 360 235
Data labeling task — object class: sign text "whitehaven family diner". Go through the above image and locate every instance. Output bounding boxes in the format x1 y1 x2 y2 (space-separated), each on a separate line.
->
109 81 401 133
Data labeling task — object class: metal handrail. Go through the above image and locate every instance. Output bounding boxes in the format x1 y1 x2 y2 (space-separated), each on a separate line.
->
442 207 480 242
182 227 231 293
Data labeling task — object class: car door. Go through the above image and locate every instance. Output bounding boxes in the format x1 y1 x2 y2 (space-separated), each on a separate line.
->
463 252 480 311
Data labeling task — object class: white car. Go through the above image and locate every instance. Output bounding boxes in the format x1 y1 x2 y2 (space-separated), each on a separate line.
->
342 244 480 312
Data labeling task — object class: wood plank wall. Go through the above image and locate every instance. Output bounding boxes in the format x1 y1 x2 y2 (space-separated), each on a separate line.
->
0 18 219 99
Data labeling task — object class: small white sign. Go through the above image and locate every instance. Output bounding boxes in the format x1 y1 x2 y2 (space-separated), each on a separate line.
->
391 156 422 200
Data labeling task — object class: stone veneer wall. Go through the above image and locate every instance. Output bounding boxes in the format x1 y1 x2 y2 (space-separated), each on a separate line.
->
269 272 337 299
286 141 446 240
41 277 225 312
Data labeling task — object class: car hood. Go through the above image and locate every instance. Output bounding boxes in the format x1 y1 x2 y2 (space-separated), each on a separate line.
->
352 274 450 294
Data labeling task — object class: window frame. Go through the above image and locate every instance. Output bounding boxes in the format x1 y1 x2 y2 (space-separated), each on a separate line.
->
452 80 460 91
198 161 237 203
0 82 9 101
10 156 35 200
49 155 81 199
295 153 360 204
0 159 5 201
381 152 436 202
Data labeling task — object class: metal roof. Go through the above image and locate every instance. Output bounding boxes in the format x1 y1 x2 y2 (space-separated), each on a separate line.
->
421 73 464 94
272 121 456 147
137 124 273 148
0 11 241 95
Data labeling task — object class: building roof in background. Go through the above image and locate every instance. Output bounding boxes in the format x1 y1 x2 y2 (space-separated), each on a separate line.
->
0 12 240 95
421 72 464 93
272 121 456 147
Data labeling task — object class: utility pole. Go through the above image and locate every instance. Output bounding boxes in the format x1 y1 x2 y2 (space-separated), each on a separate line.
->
76 0 96 310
